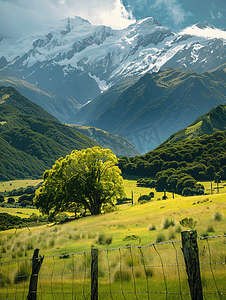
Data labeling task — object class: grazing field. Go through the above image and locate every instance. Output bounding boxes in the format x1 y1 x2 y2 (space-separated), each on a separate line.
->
0 179 226 299
0 179 43 193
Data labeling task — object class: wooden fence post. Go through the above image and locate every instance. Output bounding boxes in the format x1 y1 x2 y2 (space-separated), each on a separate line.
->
27 248 44 300
181 230 203 300
91 247 98 300
131 191 133 205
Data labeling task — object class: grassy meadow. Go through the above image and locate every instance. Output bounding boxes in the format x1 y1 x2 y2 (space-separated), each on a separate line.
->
0 178 226 299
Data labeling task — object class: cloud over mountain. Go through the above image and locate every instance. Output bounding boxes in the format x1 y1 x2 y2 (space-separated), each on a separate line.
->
0 0 135 39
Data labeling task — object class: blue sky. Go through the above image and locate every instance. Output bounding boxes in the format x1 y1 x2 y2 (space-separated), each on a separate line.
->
122 0 226 32
0 0 225 39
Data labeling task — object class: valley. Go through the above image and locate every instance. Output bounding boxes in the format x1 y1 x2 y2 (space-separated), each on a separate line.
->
0 10 226 299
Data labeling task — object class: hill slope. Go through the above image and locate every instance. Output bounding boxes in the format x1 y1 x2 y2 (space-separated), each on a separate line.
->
161 103 226 146
0 76 81 123
0 86 99 180
76 68 226 152
68 125 140 157
119 130 226 194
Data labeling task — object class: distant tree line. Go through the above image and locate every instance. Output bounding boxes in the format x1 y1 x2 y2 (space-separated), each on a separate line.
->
0 212 48 231
0 183 42 208
119 131 226 196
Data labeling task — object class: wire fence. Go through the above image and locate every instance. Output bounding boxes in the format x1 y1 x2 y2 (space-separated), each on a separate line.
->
0 232 226 300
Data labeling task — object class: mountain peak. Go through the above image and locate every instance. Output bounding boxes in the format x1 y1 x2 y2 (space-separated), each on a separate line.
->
195 22 215 30
136 17 162 27
72 15 91 25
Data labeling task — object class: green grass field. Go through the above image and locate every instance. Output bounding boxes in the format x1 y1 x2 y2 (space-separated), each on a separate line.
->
0 179 226 299
0 180 43 193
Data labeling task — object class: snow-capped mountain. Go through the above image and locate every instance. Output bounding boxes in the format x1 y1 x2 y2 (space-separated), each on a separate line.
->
0 16 226 109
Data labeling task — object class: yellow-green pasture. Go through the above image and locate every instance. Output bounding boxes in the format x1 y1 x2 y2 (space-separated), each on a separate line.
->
0 179 43 193
123 178 226 204
0 179 226 298
0 207 40 218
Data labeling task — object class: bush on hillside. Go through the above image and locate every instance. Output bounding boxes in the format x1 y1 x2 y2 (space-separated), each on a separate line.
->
7 197 15 204
138 195 152 203
0 195 4 203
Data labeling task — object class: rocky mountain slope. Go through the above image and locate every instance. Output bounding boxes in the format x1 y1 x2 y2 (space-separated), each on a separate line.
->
75 68 226 152
69 125 140 157
0 16 225 113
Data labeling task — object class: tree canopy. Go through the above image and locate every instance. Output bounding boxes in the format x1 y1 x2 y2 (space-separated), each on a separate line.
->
34 147 125 216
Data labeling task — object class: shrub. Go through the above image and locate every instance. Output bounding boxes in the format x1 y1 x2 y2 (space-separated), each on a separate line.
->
17 250 24 258
88 233 96 239
214 212 222 221
49 238 55 248
26 241 34 250
14 262 30 284
74 234 81 241
7 197 15 204
96 234 113 245
135 270 142 278
102 204 116 213
138 195 152 202
175 226 181 233
149 192 155 198
0 272 11 287
148 224 156 231
145 268 154 278
163 218 175 229
207 225 214 233
54 213 69 223
114 270 132 282
125 254 139 267
1 246 6 253
156 233 166 243
169 231 176 240
182 187 194 196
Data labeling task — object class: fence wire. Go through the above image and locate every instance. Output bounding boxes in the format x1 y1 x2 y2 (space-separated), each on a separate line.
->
0 235 225 300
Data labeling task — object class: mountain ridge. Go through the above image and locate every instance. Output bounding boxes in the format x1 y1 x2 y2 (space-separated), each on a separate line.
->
159 103 226 147
0 75 81 123
76 68 226 152
0 16 226 111
0 86 99 180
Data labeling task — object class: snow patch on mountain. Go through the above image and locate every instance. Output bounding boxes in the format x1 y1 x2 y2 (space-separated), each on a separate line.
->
180 23 226 40
88 73 109 92
0 15 226 108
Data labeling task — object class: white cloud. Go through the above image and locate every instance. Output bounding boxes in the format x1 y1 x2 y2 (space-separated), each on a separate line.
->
98 0 135 29
218 11 223 18
149 0 191 25
210 10 215 19
181 25 226 39
0 0 135 39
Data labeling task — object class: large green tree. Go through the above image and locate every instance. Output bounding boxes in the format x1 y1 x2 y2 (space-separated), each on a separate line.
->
34 147 125 216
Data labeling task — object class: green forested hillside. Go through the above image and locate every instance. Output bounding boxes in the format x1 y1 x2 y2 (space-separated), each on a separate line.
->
0 76 81 123
0 87 99 180
161 104 226 146
119 130 226 195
